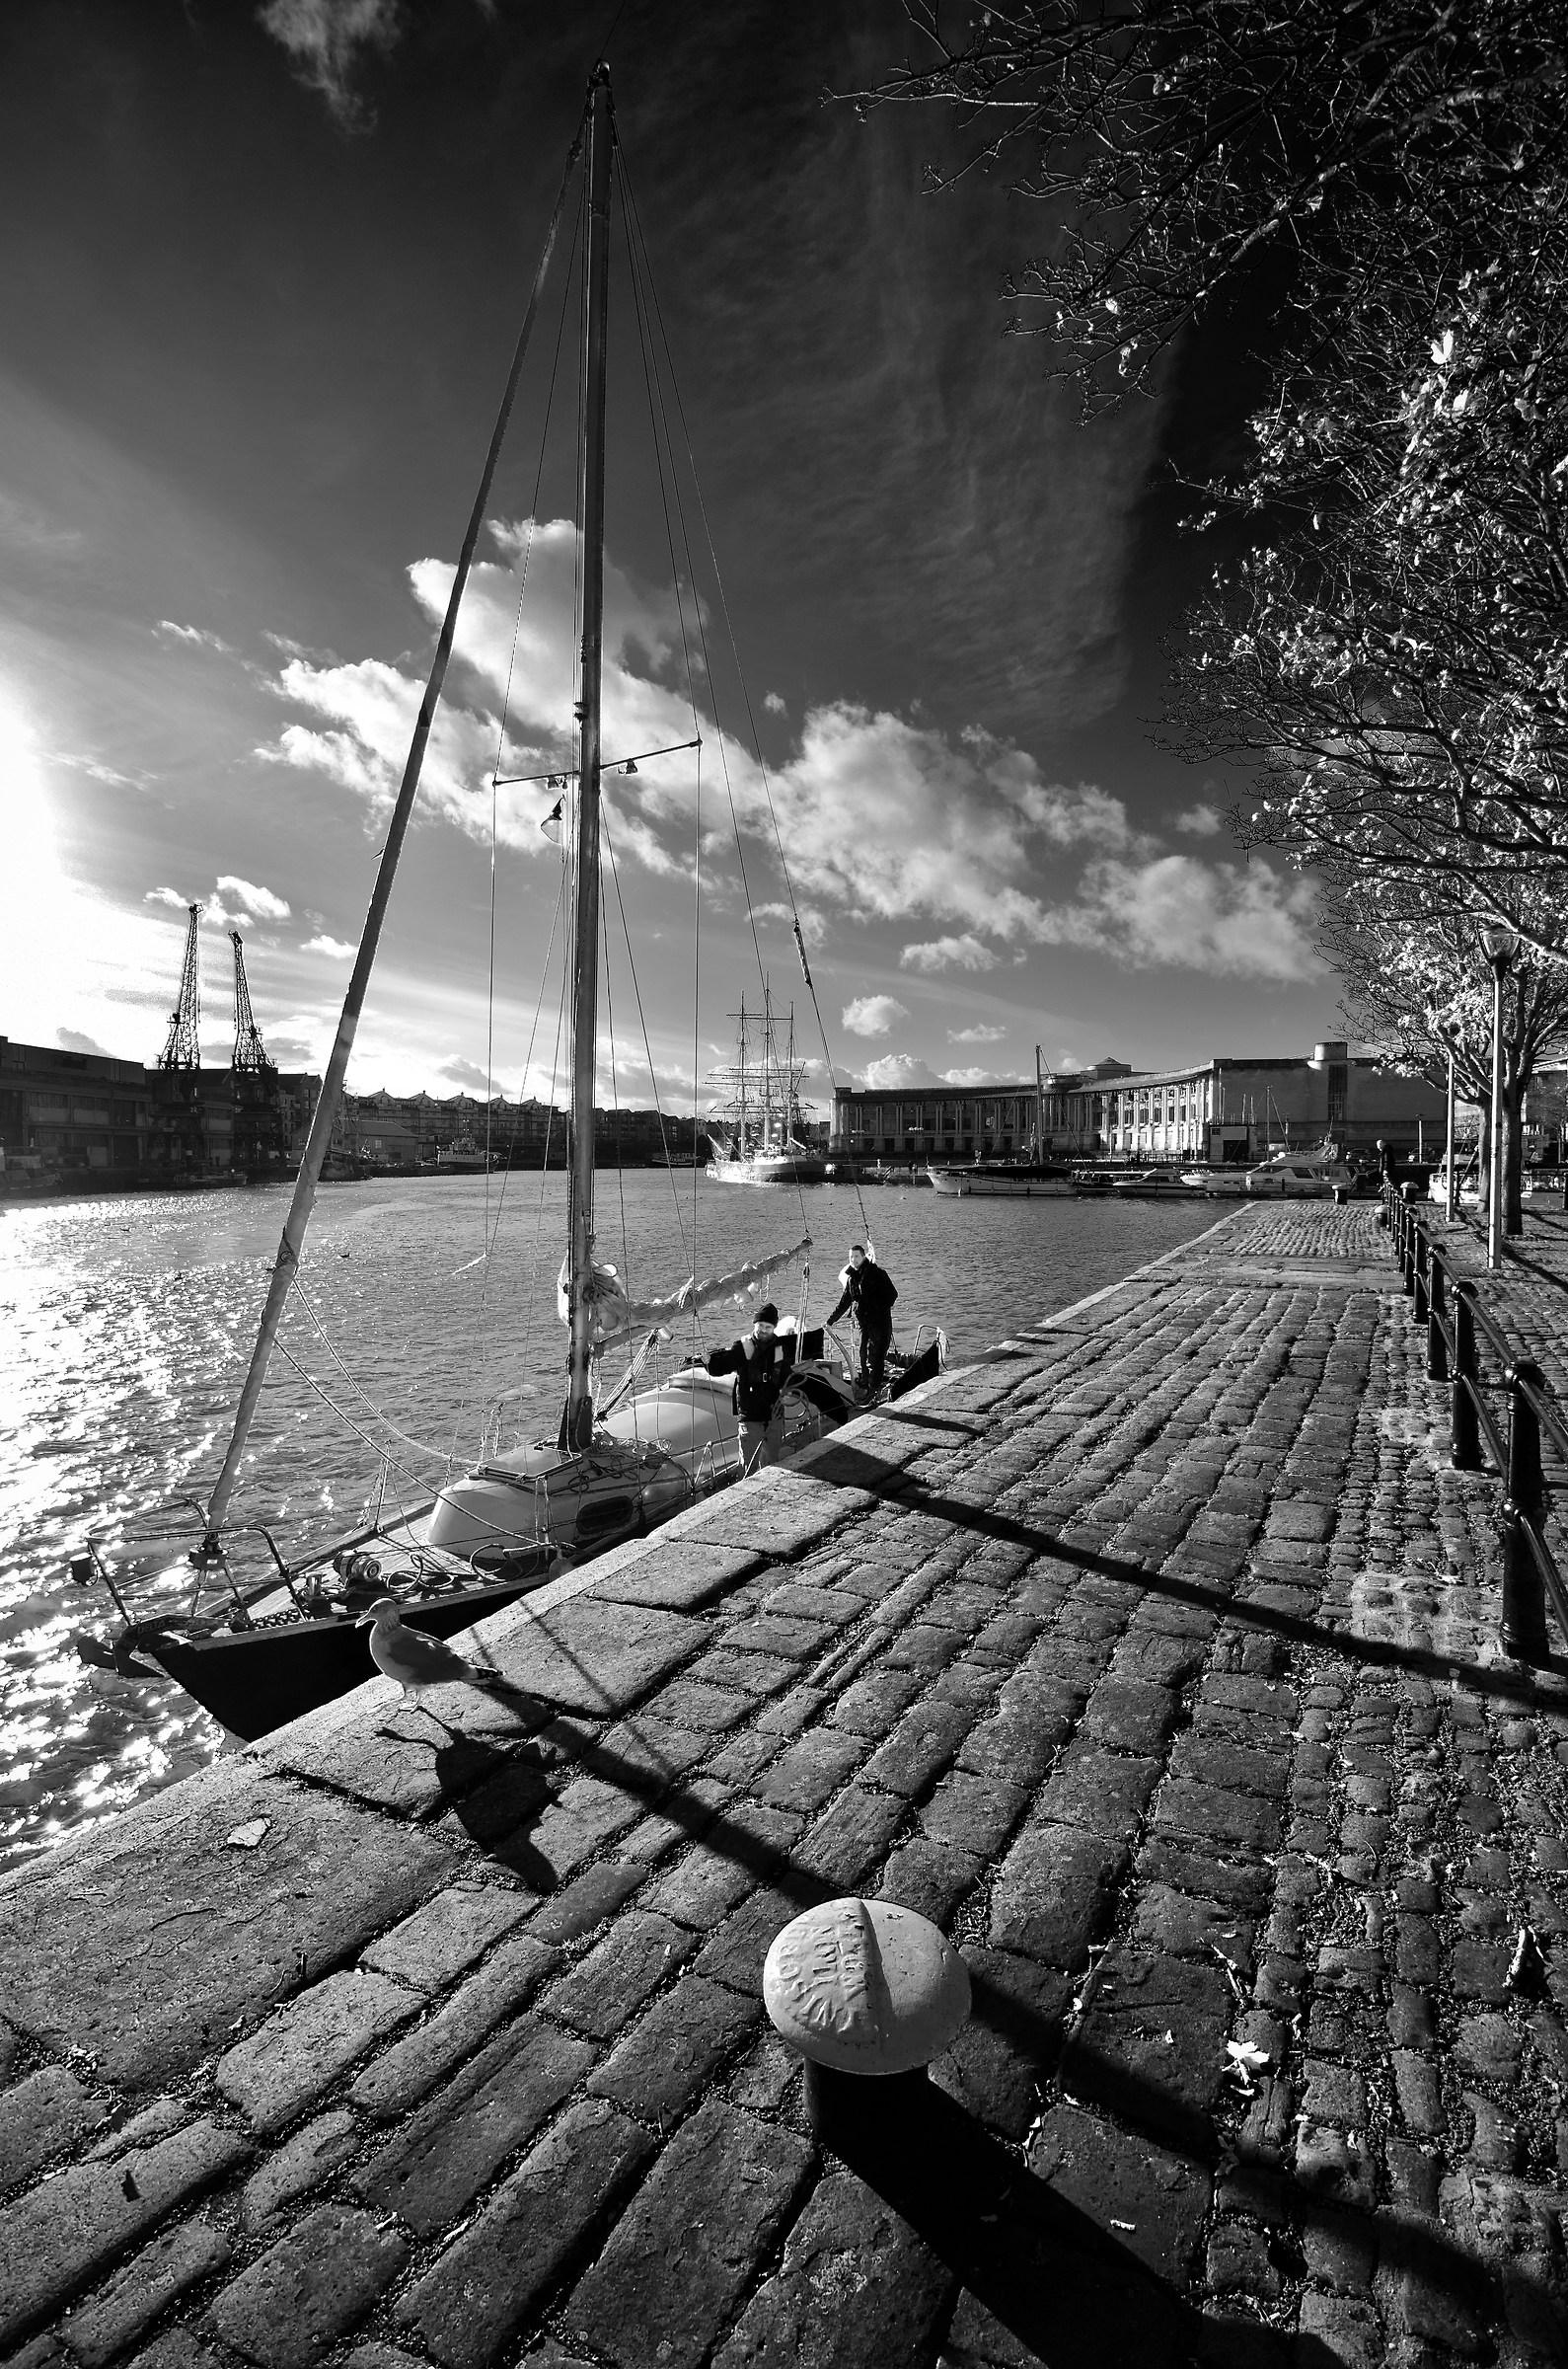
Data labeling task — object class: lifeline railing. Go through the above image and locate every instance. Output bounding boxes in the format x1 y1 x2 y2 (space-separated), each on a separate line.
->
1382 1184 1568 1662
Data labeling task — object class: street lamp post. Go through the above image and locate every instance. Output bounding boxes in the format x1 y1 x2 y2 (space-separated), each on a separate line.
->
1434 1012 1459 1222
1480 929 1518 1269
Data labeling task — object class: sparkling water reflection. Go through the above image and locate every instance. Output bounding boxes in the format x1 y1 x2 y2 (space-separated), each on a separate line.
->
0 1173 1222 1872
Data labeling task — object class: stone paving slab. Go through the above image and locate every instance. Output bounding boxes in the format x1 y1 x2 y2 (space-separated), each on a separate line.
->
4 1202 1568 2368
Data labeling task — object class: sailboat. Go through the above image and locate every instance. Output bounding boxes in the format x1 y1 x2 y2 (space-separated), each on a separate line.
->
705 987 830 1185
70 66 942 1742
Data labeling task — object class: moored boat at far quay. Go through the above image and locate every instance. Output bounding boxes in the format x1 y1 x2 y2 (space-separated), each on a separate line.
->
705 985 830 1185
927 1161 1075 1197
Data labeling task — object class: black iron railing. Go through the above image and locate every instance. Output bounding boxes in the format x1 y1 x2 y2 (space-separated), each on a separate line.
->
1381 1185 1568 1662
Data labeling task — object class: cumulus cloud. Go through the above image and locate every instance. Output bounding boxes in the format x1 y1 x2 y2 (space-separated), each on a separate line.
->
302 933 355 958
843 994 909 1037
145 884 192 910
1058 1048 1082 1071
157 620 230 652
861 1053 944 1091
217 875 291 922
257 516 1309 988
258 0 402 125
900 935 1001 974
57 1027 110 1055
764 692 787 716
941 1066 1001 1087
948 1023 1007 1043
1174 802 1222 836
1033 855 1320 981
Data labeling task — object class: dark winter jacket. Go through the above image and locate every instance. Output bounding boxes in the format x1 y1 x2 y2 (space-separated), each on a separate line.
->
707 1331 797 1423
826 1261 897 1331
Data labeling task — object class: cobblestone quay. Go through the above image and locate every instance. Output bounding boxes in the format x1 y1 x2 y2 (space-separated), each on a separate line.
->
3 1203 1567 2369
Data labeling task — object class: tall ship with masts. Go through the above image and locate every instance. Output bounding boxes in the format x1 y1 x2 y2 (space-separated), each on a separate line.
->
705 987 829 1186
69 62 942 1741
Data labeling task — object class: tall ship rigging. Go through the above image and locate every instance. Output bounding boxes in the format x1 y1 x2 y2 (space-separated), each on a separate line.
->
705 987 829 1186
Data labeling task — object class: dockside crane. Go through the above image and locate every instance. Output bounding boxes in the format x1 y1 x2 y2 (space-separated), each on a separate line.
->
230 929 283 1177
230 932 273 1074
158 902 202 1070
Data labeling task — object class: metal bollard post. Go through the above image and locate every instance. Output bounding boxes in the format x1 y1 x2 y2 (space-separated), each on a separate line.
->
1401 1204 1417 1296
1452 1288 1482 1470
1413 1228 1429 1324
1427 1250 1450 1383
1502 1362 1548 1664
762 1896 971 2148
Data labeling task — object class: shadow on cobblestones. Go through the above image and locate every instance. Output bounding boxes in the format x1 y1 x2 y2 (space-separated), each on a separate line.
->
864 1484 1568 1709
813 2066 1207 2368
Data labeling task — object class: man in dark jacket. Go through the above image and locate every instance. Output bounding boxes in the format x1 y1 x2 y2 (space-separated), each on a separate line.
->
826 1244 897 1397
707 1301 796 1472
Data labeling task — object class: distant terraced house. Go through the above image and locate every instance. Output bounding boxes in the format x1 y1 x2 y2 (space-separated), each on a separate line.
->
832 1041 1446 1166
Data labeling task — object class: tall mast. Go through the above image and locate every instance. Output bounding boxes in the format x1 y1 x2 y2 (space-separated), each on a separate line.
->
561 63 614 1452
1035 1043 1046 1162
738 993 747 1153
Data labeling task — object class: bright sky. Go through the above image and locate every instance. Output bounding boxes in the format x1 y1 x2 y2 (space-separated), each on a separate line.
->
0 0 1334 1113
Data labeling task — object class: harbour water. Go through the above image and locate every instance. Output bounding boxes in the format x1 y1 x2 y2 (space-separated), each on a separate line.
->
0 1174 1222 1874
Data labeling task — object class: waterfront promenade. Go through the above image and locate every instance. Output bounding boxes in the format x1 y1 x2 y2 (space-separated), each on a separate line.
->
1 1202 1565 2368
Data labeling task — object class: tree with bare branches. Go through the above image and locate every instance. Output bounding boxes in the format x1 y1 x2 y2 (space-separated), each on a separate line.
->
854 3 1567 406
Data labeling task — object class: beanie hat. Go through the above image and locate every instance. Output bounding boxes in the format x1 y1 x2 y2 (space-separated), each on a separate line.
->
756 1301 779 1325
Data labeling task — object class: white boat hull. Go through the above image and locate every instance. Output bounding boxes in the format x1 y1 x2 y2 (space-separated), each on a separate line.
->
411 1359 858 1570
927 1165 1074 1198
707 1155 830 1185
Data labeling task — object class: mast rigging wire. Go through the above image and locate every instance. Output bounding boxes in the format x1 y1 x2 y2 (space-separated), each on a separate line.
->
620 157 869 1241
205 108 589 1534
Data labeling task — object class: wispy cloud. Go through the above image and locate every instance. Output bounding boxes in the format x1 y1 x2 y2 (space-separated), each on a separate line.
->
157 619 231 653
216 874 290 921
257 0 403 127
57 1026 110 1055
302 932 355 958
145 883 193 910
1033 856 1320 982
900 936 1001 974
1174 803 1222 837
752 899 826 949
53 751 149 791
439 1056 493 1091
843 993 908 1037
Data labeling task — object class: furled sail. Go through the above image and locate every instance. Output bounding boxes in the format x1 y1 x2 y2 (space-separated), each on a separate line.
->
558 1235 811 1350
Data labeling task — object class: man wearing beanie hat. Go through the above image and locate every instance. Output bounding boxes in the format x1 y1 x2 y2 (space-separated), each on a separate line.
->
707 1300 797 1472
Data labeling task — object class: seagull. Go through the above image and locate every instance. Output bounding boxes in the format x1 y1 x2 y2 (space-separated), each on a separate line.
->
357 1596 502 1737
